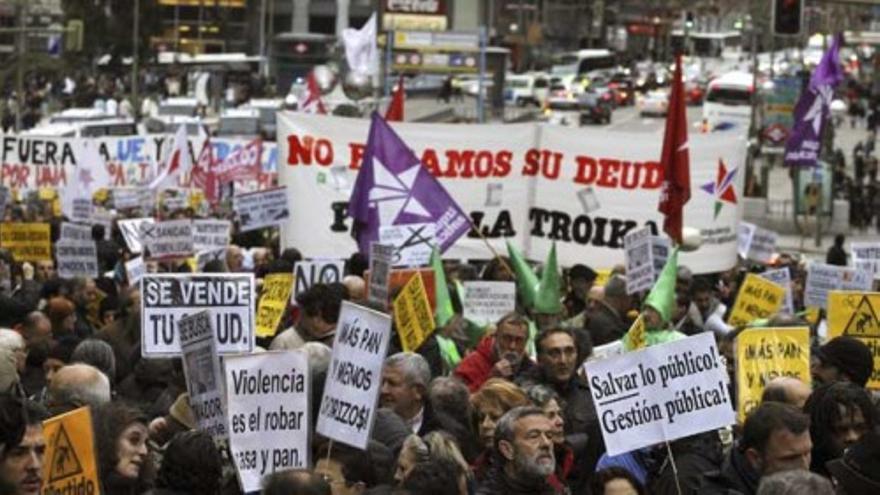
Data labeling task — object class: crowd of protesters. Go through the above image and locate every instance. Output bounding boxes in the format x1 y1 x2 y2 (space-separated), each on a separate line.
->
0 187 879 495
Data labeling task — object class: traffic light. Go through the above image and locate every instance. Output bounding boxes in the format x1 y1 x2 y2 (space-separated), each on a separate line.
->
773 0 802 36
685 12 694 30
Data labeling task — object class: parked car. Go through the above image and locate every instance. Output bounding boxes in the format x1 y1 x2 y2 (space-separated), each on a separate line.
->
503 73 550 107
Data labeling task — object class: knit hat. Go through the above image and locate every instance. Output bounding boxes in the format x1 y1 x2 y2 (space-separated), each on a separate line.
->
168 393 197 430
506 242 539 309
533 243 562 314
643 248 679 324
816 336 874 387
827 431 880 493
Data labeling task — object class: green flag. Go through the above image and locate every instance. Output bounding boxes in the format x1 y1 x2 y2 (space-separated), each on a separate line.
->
431 247 455 327
534 243 562 314
644 247 679 324
507 241 539 309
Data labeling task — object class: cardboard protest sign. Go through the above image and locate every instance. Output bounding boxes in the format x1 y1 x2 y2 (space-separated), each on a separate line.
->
851 243 880 278
179 310 227 439
736 327 811 422
388 268 436 313
140 219 194 260
624 227 653 294
126 256 146 285
112 187 153 211
118 217 154 254
225 351 310 492
367 243 393 308
195 248 226 271
727 274 785 327
462 281 516 325
584 340 624 363
55 240 99 279
0 223 51 262
759 268 794 315
234 186 290 232
256 273 293 338
141 273 255 357
737 222 777 263
193 219 232 252
316 301 392 449
379 223 436 267
804 262 873 310
293 260 345 301
60 222 92 242
827 291 880 389
623 314 647 350
42 407 100 495
584 333 735 456
393 273 436 352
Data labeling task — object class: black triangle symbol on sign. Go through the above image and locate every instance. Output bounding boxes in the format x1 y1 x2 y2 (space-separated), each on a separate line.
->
843 296 880 338
48 424 84 482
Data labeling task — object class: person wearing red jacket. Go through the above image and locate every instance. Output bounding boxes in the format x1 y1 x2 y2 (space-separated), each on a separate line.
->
454 312 534 393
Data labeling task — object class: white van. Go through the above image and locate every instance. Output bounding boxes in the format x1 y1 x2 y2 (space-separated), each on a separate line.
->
702 72 753 131
503 73 550 107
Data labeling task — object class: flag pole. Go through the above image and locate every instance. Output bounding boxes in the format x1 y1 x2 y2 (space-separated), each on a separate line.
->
465 217 515 279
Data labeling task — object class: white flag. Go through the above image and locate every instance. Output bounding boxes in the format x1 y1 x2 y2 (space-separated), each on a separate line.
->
342 13 377 76
150 124 193 190
62 139 112 219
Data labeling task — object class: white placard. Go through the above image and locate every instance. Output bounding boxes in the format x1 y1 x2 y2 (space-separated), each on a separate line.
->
804 262 873 309
368 243 393 308
759 268 794 315
140 219 194 259
125 256 146 285
738 222 776 264
225 351 310 492
852 242 880 279
140 273 255 357
651 236 670 274
55 239 99 279
585 340 625 364
624 226 654 294
179 310 227 440
193 219 232 252
234 186 290 232
114 187 154 211
292 260 345 302
118 217 155 254
60 222 92 242
462 281 516 325
378 223 436 267
584 333 735 456
316 301 392 450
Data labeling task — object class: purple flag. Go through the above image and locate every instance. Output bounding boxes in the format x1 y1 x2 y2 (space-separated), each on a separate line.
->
784 34 844 167
348 113 471 254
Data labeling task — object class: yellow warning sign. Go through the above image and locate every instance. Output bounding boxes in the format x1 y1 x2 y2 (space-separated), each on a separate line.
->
828 291 880 389
42 407 100 494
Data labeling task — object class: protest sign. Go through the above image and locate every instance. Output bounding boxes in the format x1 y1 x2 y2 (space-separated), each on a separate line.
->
759 268 794 315
624 227 654 294
278 113 745 274
141 219 194 260
623 314 647 350
737 222 777 263
126 256 146 285
462 281 516 325
226 351 310 492
827 291 880 389
585 340 624 363
804 262 873 309
727 274 785 327
316 301 392 449
64 197 94 224
651 236 670 275
379 223 436 267
388 268 437 313
851 242 880 278
113 187 153 211
179 310 227 439
141 273 255 357
584 333 735 456
42 407 100 495
234 186 290 232
118 217 155 254
55 240 99 279
196 248 227 271
393 273 436 352
735 327 811 422
60 222 92 242
292 260 345 301
256 273 294 338
193 219 232 252
0 223 51 262
367 243 393 308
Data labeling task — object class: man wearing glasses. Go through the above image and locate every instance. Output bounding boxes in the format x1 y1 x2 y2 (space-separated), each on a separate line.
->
454 311 534 393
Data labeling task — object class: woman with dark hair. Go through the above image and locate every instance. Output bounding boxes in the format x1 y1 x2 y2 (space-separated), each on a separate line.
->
805 382 876 477
590 466 645 495
151 431 221 495
93 401 154 494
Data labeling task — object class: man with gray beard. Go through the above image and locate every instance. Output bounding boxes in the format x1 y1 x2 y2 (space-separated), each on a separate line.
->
476 406 561 495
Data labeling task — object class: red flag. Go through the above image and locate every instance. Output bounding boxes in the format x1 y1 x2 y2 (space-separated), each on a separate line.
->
300 72 327 114
385 75 405 122
657 54 691 245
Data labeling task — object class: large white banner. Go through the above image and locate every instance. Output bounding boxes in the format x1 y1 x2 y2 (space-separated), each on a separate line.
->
277 113 745 273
